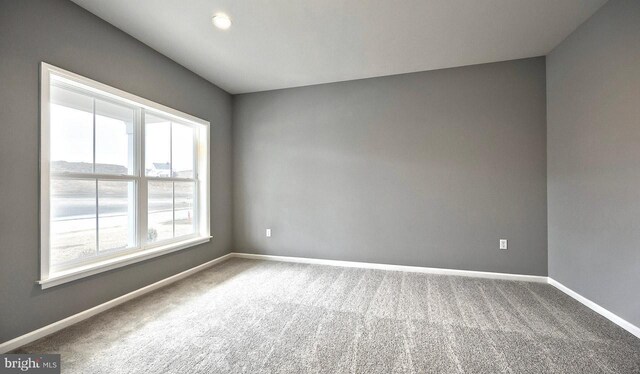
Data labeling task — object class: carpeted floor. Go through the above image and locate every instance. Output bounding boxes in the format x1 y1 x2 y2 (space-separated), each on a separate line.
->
17 258 640 373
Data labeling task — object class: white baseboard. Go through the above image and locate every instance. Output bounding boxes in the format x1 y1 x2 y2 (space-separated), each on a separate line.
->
547 278 640 339
0 253 234 354
231 252 548 283
234 253 639 339
3 252 637 353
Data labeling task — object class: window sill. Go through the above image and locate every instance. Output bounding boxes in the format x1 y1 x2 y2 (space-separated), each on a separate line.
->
38 236 212 289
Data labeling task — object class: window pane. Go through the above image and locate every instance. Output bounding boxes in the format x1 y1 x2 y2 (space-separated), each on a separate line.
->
50 86 93 173
172 123 194 178
50 179 96 265
95 100 135 175
99 181 135 252
145 114 171 177
148 181 173 242
174 182 195 237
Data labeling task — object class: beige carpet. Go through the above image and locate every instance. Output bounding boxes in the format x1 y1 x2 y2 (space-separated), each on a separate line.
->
17 258 640 373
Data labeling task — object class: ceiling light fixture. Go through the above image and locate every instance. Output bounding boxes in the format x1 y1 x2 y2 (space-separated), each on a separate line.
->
212 14 231 30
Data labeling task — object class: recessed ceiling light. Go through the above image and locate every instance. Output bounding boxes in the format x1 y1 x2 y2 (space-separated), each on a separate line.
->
212 14 231 30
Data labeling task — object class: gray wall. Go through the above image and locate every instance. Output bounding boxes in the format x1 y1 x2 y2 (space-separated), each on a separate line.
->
547 0 640 327
233 58 548 276
0 0 233 342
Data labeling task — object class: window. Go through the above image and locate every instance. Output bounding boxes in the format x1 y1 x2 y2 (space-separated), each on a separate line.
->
40 63 210 288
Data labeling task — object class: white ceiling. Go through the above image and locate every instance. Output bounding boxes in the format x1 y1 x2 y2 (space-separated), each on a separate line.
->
72 0 607 94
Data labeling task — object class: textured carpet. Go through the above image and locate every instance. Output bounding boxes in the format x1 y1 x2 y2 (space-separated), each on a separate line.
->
17 258 640 373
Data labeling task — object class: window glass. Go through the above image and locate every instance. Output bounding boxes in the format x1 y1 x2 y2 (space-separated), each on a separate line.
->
50 179 96 265
95 100 135 175
98 180 136 252
145 114 171 177
148 181 173 242
174 182 195 237
50 86 93 173
172 123 194 178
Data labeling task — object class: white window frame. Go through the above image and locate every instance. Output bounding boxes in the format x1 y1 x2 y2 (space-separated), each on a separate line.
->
39 62 211 289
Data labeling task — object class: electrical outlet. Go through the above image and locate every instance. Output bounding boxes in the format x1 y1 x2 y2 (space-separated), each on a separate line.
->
266 228 271 238
499 239 508 250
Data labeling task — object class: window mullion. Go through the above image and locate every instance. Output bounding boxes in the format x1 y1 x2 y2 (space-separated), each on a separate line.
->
92 98 96 173
193 126 199 235
137 177 196 182
93 98 98 254
172 182 176 238
95 179 99 255
138 108 148 249
50 172 138 181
